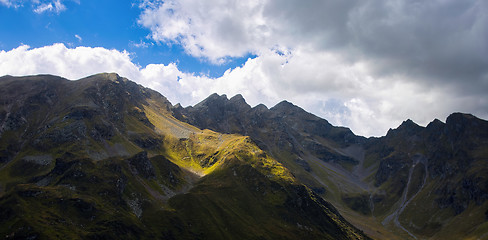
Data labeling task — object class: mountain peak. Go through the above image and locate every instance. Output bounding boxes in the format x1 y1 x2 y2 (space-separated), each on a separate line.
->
229 94 251 110
444 112 488 138
426 118 445 130
208 93 226 100
399 119 420 128
173 103 183 109
445 112 479 130
253 103 269 113
229 93 244 101
194 93 227 108
105 72 121 81
193 93 252 111
270 100 295 112
275 100 294 107
386 118 423 137
446 112 477 124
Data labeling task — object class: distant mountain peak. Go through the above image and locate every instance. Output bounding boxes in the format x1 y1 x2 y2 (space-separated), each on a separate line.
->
399 119 421 129
270 100 298 113
173 103 183 109
445 112 481 129
104 72 121 81
193 93 252 112
229 94 251 110
386 119 423 137
426 118 445 130
446 112 477 124
274 100 294 108
443 112 488 139
229 93 244 101
253 103 269 113
81 72 130 84
194 93 227 108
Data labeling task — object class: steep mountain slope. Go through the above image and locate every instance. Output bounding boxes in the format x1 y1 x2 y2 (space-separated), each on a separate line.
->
0 74 368 239
173 94 367 194
174 93 488 239
367 114 488 239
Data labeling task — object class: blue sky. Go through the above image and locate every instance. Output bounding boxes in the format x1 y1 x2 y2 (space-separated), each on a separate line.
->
0 0 248 77
0 0 487 137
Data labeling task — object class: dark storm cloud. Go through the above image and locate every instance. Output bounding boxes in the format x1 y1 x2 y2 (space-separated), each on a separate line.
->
347 1 487 87
263 0 487 90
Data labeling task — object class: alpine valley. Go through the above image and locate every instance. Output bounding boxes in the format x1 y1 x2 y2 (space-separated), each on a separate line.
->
0 73 487 240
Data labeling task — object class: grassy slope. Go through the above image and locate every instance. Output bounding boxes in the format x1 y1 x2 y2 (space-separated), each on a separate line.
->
0 74 369 239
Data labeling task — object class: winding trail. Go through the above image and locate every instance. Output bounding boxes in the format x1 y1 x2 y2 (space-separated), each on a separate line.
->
382 154 429 239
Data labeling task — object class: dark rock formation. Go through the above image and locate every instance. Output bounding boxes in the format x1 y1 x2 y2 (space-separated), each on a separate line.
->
128 151 156 179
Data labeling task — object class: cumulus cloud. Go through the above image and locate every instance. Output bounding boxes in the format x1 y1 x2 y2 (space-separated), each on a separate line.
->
138 0 270 63
0 44 138 79
139 0 487 82
0 44 204 107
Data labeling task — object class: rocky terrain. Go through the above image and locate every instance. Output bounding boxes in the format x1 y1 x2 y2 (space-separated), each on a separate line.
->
0 74 368 240
174 93 488 239
1 73 487 239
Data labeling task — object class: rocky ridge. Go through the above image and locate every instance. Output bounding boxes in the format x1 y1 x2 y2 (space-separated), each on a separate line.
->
0 74 368 240
175 93 488 240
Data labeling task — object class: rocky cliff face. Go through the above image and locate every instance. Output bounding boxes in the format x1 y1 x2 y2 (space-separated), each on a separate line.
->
0 74 368 240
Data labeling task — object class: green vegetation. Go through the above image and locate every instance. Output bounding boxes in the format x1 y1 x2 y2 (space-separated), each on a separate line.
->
342 193 371 216
0 74 369 239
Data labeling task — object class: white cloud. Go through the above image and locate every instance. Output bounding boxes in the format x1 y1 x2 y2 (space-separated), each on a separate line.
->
33 2 52 13
33 0 66 14
138 0 271 64
0 0 10 7
0 44 139 81
138 0 487 81
0 0 22 8
74 34 82 42
0 43 204 107
129 40 154 48
1 43 487 137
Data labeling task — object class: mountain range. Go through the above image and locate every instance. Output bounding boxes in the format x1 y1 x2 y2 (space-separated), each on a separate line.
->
0 73 487 239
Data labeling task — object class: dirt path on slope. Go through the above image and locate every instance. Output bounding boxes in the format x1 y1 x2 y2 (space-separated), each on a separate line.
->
382 154 429 240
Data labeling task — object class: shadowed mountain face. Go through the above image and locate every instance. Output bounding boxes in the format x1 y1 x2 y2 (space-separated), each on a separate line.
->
174 93 488 240
0 74 368 240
